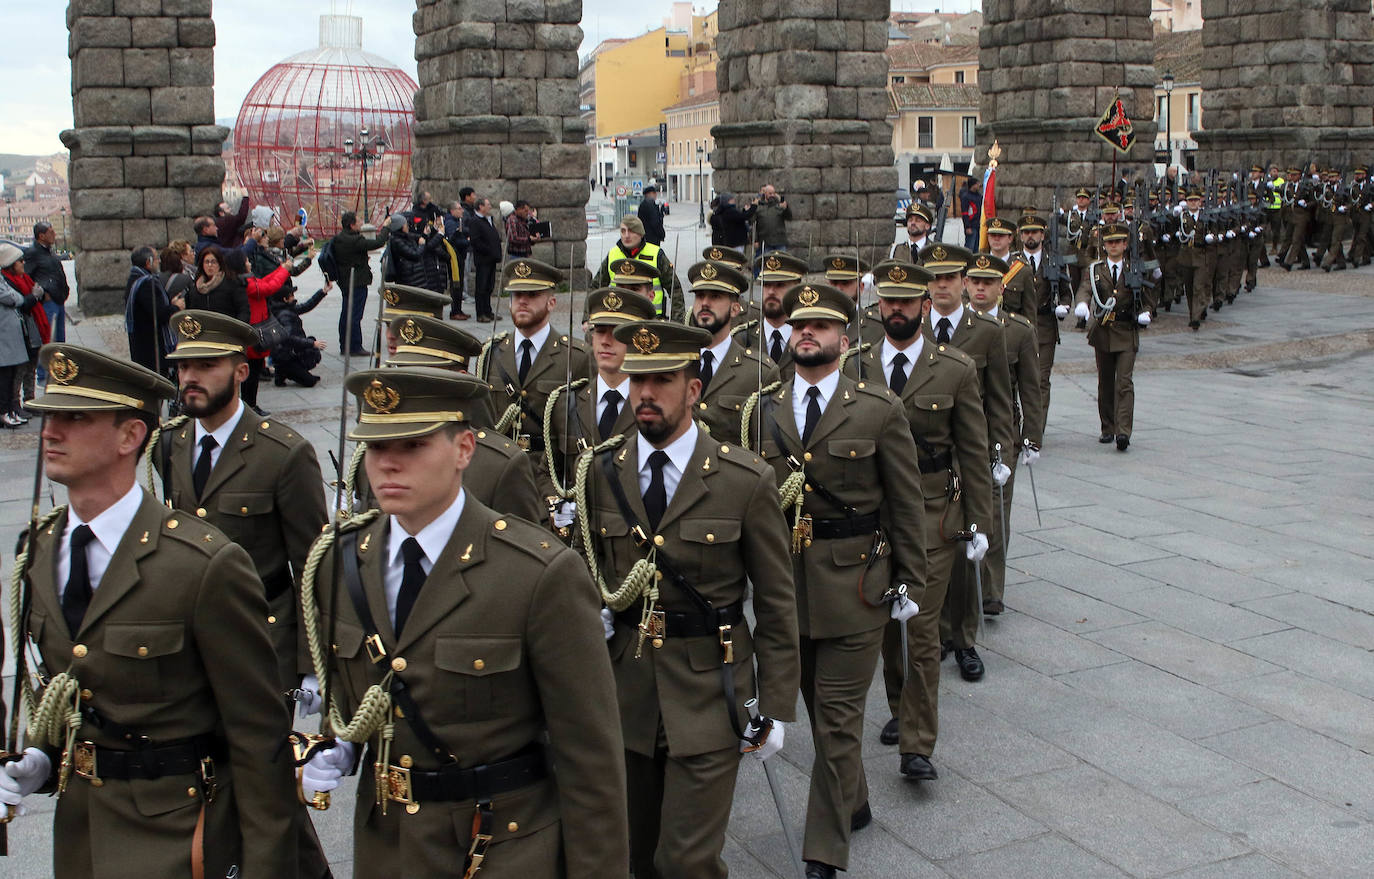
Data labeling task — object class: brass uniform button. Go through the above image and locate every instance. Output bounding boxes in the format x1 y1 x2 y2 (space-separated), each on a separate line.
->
267 615 277 624
73 644 88 658
699 402 707 410
391 657 408 673
494 519 507 531
167 519 179 529
80 688 93 700
241 506 249 514
137 646 149 657
507 821 519 833
849 450 857 458
473 659 485 671
857 382 866 389
400 755 414 768
705 533 715 543
406 802 421 814
803 452 813 462
653 535 665 547
478 430 487 438
196 508 207 518
804 484 813 492
261 421 270 429
187 787 198 798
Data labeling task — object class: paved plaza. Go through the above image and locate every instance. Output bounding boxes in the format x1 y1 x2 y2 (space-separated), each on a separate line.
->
3 213 1374 877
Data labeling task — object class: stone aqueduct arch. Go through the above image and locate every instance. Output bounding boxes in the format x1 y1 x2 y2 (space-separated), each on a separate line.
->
64 0 1373 314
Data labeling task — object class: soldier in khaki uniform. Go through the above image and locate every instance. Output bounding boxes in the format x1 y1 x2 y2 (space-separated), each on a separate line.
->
1073 224 1157 450
1176 188 1214 330
298 367 629 878
577 321 799 879
890 203 935 262
841 261 991 783
985 217 1029 316
822 254 882 347
732 251 807 380
965 254 1045 614
478 259 590 456
920 244 1015 682
744 285 926 878
687 261 780 442
3 345 298 877
1015 214 1071 419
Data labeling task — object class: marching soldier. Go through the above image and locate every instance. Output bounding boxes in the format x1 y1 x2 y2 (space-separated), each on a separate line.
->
3 345 298 876
577 321 799 879
1014 213 1071 420
706 246 764 330
1215 181 1245 307
841 261 991 784
919 244 1014 682
379 282 451 360
1243 188 1268 293
297 367 629 878
687 261 780 442
1318 169 1353 272
890 203 935 262
478 258 590 455
985 217 1028 315
1349 164 1372 267
1280 169 1316 270
1064 187 1093 293
1176 188 1214 330
732 251 808 380
1073 224 1156 450
593 217 685 321
965 254 1044 615
743 284 926 878
822 254 881 346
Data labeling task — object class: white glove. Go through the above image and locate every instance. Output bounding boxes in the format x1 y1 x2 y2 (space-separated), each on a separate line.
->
1225 230 1236 239
1152 267 1162 280
1054 304 1069 319
1364 203 1372 212
1298 199 1307 208
1020 445 1040 467
0 748 52 814
553 500 576 529
1256 225 1264 233
1073 302 1090 321
301 741 355 801
1204 233 1216 244
1137 311 1151 327
742 718 785 761
860 272 876 297
1172 204 1183 216
600 607 615 641
1338 205 1348 213
1161 233 1171 243
297 674 322 718
889 593 919 622
1247 231 1256 239
964 532 989 562
992 462 1011 486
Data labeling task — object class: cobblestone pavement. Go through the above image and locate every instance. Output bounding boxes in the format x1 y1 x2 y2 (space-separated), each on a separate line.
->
3 245 1373 877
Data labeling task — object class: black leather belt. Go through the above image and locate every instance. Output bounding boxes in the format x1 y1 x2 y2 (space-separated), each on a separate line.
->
616 600 743 638
918 451 951 474
73 734 226 781
385 743 547 805
263 569 293 602
810 512 880 540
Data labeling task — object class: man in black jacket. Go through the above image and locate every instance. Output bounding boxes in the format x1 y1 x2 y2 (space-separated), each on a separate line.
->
330 210 389 354
444 199 471 319
24 221 69 342
638 185 667 244
213 196 251 248
469 196 503 322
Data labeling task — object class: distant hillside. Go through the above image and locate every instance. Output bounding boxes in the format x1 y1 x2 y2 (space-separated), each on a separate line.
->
0 153 69 185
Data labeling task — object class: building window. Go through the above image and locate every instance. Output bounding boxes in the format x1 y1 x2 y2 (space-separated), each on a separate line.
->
1157 95 1166 121
919 116 934 149
892 75 906 84
961 116 976 148
955 70 965 84
1186 93 1200 131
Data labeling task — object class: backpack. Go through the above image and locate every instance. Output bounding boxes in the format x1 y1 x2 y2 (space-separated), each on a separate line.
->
317 238 339 282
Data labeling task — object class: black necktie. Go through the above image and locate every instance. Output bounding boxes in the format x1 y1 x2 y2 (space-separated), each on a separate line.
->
889 352 909 396
769 330 783 364
802 386 822 445
936 317 952 344
193 435 217 499
698 350 714 392
395 537 426 637
643 450 669 532
598 389 622 440
1111 264 1120 287
518 339 534 385
62 524 95 637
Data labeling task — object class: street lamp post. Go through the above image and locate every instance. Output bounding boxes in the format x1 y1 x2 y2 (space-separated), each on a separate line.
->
1161 73 1175 169
697 145 706 229
342 126 387 225
59 206 67 251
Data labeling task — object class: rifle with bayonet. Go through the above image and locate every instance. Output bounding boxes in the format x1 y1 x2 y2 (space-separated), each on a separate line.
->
1045 184 1070 286
933 175 950 244
1124 181 1153 320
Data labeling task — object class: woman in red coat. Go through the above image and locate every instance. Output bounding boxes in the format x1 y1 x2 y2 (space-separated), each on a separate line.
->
220 248 287 415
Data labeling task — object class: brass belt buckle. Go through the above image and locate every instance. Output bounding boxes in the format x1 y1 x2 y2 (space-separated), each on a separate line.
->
73 741 100 786
515 433 531 452
791 514 813 554
199 756 218 803
385 764 416 810
1102 310 1116 324
718 625 734 664
365 634 388 664
634 608 665 659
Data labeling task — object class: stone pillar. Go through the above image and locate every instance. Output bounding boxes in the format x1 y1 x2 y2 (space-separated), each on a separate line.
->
712 0 896 269
63 0 227 315
978 0 1157 211
1193 0 1374 170
411 0 588 269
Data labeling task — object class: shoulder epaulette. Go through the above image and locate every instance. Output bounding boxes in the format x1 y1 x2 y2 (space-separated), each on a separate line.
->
851 378 895 401
489 514 564 562
159 510 226 557
711 440 771 476
933 343 976 368
475 429 521 456
253 417 307 449
1004 310 1033 329
732 319 759 336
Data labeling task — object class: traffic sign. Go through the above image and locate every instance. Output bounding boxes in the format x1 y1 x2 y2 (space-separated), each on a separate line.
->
616 185 627 197
657 151 666 164
659 123 668 148
632 180 644 194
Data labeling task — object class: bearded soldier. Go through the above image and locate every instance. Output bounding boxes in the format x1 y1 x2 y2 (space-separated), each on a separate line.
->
732 251 808 380
688 261 780 442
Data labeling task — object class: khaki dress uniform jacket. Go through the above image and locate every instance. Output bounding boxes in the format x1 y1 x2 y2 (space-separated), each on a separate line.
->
694 339 779 442
479 331 590 455
1076 259 1157 439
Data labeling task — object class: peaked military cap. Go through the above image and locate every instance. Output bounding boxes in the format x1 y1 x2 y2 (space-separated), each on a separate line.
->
687 261 749 297
1017 214 1047 232
1185 187 1204 199
346 367 487 441
29 344 175 415
1250 165 1263 173
503 257 563 293
1075 188 1092 199
822 254 870 281
986 216 1017 235
1285 167 1301 176
871 260 933 298
386 314 483 368
905 202 934 224
613 321 711 374
1101 223 1130 242
1101 200 1122 215
381 282 450 320
165 309 257 359
756 250 808 282
918 243 972 275
609 258 659 286
1355 164 1370 174
701 246 748 269
967 252 1010 279
784 283 855 325
587 287 658 326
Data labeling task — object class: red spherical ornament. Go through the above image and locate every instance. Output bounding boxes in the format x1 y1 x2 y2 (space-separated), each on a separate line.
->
232 15 416 236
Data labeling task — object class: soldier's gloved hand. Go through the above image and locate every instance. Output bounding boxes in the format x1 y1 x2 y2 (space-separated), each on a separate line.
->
741 718 784 761
1152 267 1163 280
1055 304 1069 319
1161 233 1171 243
600 608 615 641
992 462 1011 487
1020 444 1040 467
1247 231 1256 239
861 272 876 297
1204 233 1216 244
1137 311 1151 327
1298 199 1308 208
1225 229 1236 239
964 532 989 562
1073 302 1090 321
889 593 919 622
297 674 322 718
0 747 51 815
1364 203 1372 212
301 741 355 801
553 500 576 530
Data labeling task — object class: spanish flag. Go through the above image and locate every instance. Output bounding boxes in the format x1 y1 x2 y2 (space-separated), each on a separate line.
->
977 162 997 252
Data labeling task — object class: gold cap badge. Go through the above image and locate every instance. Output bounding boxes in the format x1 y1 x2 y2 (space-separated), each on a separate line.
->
48 351 79 384
975 255 991 269
831 257 846 269
765 255 782 271
603 290 622 310
700 264 718 280
798 286 820 306
513 261 532 278
931 246 948 261
177 315 202 340
398 319 424 344
632 327 661 354
707 248 723 259
363 380 400 414
887 266 908 283
382 288 400 305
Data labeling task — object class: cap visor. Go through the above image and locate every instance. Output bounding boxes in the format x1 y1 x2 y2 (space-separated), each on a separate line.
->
347 419 453 442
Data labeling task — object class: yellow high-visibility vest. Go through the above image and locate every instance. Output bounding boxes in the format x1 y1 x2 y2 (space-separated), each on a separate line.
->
606 242 665 316
1267 177 1284 210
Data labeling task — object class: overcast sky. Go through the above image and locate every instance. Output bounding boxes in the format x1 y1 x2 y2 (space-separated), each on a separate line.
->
1 0 722 156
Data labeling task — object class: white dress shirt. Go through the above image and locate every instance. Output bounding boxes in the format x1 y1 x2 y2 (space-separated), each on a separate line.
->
881 335 925 389
1106 259 1124 287
791 369 841 437
931 303 965 340
636 422 699 508
596 374 630 425
384 489 466 629
515 322 552 365
763 322 792 358
892 234 928 258
700 334 733 375
192 398 245 474
57 482 145 598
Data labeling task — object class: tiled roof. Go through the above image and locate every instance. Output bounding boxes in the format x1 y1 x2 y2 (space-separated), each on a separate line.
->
891 83 982 110
886 41 979 71
664 88 720 112
1154 28 1203 82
